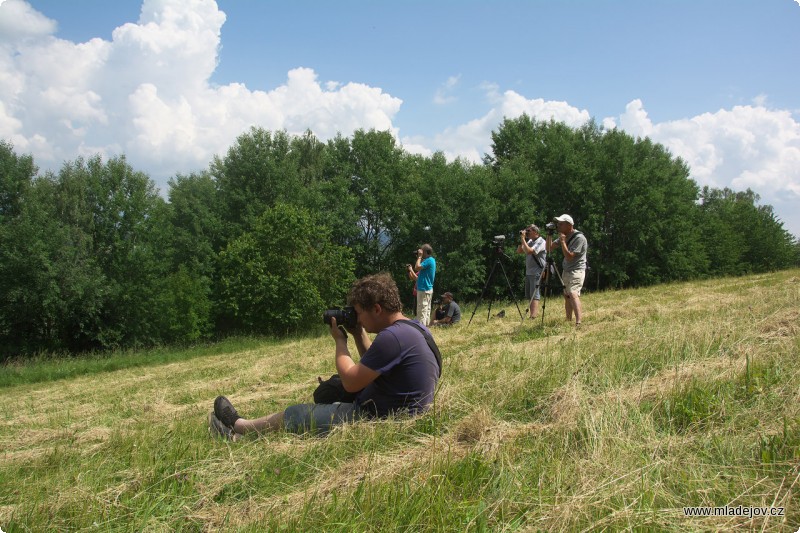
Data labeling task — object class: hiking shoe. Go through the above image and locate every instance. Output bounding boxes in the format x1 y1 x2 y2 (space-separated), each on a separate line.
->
214 396 241 429
208 412 234 440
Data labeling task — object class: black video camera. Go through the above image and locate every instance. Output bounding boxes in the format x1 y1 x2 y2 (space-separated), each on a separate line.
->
323 306 358 329
545 221 557 234
493 235 506 246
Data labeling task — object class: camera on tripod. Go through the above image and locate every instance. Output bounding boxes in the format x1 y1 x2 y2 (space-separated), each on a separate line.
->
545 221 557 235
467 233 524 324
491 235 507 255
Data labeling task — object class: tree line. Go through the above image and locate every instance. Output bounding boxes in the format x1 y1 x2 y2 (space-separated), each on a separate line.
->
1 116 797 358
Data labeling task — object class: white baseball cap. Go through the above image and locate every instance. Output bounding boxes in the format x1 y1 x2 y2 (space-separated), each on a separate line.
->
554 214 574 225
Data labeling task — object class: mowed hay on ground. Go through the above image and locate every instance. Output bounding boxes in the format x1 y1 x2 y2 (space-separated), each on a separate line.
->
0 270 798 531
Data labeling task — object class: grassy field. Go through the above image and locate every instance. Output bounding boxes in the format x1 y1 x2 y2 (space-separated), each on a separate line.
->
1 270 799 532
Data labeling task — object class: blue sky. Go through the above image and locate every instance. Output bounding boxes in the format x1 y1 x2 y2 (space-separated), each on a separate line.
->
2 0 799 235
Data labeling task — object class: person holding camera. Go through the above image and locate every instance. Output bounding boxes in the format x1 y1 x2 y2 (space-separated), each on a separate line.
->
517 224 546 319
547 214 588 326
406 263 418 299
431 291 461 326
208 273 441 439
413 244 436 326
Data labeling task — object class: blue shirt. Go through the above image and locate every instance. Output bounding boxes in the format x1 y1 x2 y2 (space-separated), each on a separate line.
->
356 321 440 417
416 256 436 291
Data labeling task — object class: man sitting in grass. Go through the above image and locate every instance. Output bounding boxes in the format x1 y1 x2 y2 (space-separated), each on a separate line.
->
431 292 461 327
209 273 441 439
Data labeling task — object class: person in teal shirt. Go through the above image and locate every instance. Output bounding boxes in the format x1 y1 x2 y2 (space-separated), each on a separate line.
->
414 244 436 325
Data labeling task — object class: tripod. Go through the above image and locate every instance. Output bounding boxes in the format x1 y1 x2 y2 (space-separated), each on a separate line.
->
539 245 564 325
468 244 524 325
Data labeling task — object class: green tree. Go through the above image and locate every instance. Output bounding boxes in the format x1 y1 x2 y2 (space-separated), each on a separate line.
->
290 132 362 252
15 155 170 351
698 187 796 275
153 265 212 344
71 156 169 347
166 171 224 277
156 171 223 344
212 128 299 239
1 180 63 355
590 132 705 287
0 141 42 354
346 129 412 275
216 203 354 335
0 140 36 222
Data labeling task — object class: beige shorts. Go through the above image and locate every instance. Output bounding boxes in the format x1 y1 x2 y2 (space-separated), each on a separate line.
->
562 270 585 296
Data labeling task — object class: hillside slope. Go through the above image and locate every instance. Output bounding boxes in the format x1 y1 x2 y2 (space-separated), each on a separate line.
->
1 270 798 531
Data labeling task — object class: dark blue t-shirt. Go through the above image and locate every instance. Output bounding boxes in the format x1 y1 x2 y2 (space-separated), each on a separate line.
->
356 320 440 417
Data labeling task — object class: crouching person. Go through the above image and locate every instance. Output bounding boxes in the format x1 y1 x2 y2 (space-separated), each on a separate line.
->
209 273 441 439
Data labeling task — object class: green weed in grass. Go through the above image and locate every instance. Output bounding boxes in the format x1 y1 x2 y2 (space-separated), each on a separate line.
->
655 380 728 433
758 417 800 465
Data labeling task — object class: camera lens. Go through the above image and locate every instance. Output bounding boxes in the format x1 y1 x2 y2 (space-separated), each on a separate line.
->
323 306 358 328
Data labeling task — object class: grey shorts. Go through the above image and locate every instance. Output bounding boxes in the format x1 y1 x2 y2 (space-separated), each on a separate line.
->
525 273 542 301
283 402 366 434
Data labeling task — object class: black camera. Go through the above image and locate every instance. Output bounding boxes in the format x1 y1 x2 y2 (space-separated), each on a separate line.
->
493 235 506 245
545 222 557 234
323 306 358 328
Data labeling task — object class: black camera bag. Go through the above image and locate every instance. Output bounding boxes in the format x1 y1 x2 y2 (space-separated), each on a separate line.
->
313 374 357 404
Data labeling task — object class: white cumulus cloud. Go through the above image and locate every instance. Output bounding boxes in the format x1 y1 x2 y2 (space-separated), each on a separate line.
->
608 99 800 232
0 0 55 42
403 87 591 162
0 0 401 185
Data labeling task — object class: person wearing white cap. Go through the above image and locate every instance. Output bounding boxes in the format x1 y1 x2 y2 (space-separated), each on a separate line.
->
547 214 588 326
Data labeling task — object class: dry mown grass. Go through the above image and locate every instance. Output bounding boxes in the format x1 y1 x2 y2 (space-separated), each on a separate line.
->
1 270 799 530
